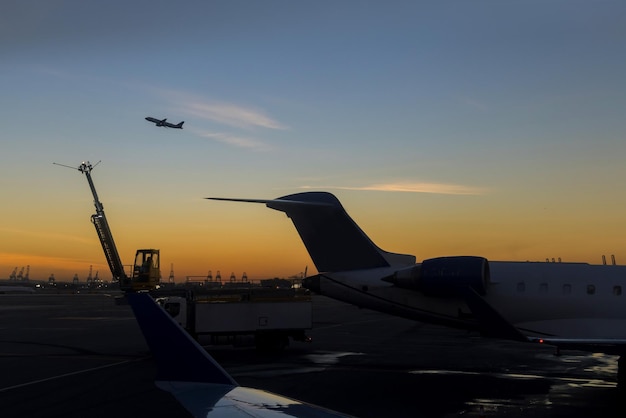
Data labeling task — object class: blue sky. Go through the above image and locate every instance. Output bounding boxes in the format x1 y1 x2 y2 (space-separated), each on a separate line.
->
2 1 626 281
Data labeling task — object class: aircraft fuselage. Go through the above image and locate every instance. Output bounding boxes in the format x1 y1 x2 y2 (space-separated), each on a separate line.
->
306 261 626 342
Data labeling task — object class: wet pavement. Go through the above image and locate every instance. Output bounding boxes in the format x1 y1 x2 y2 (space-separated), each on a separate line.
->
0 293 623 417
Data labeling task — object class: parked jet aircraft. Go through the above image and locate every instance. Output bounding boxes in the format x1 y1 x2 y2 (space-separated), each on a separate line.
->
208 191 626 384
145 116 184 129
128 292 352 417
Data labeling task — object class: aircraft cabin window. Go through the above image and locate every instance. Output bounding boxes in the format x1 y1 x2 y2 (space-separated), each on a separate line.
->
587 284 596 295
614 286 622 296
517 282 525 292
540 283 548 293
563 284 572 295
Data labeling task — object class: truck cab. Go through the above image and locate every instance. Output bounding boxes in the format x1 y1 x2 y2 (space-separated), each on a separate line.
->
156 295 187 327
131 249 160 291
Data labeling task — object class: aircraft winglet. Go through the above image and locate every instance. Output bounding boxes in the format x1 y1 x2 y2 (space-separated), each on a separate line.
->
129 292 356 417
128 293 237 386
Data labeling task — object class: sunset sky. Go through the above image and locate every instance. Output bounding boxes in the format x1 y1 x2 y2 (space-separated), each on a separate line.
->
2 1 626 283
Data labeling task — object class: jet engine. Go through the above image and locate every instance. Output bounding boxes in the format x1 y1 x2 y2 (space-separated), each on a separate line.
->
382 256 490 297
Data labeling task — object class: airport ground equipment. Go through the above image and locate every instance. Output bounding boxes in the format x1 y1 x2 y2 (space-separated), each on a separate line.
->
154 287 312 350
56 161 161 292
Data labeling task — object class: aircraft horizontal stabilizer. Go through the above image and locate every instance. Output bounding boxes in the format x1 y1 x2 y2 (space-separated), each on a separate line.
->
208 192 416 272
207 196 335 207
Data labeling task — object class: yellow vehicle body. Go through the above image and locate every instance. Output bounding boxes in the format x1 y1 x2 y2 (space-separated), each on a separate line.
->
129 249 161 291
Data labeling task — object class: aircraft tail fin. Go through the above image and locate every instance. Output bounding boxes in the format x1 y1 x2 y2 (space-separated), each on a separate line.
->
128 293 237 386
175 121 184 128
208 192 415 272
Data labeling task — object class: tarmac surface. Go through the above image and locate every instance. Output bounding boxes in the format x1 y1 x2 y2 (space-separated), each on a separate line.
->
0 292 624 417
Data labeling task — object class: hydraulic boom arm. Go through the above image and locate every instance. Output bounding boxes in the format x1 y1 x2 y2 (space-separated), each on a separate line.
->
57 160 161 292
77 162 130 288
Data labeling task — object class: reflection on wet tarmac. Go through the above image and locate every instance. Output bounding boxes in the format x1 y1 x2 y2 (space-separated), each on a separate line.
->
304 351 363 365
583 352 619 376
410 352 621 417
410 368 616 388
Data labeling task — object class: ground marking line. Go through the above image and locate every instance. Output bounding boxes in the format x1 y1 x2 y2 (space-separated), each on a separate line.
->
0 357 147 393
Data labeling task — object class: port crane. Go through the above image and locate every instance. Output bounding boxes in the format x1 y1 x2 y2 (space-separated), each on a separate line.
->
56 161 160 292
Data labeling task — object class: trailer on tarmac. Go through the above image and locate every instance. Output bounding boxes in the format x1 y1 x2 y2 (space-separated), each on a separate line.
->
154 287 312 350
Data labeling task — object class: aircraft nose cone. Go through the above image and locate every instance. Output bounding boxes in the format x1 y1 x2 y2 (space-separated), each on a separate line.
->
302 275 321 294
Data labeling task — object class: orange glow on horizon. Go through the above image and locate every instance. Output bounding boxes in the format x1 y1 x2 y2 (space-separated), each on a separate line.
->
4 186 626 282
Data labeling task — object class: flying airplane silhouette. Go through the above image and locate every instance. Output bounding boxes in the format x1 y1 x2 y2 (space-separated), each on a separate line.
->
145 117 184 129
208 191 626 384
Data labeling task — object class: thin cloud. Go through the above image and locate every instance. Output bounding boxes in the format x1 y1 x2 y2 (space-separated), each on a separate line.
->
300 181 488 195
0 252 96 270
459 96 489 112
0 227 95 244
197 131 272 151
0 252 106 280
181 102 287 130
159 89 287 130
